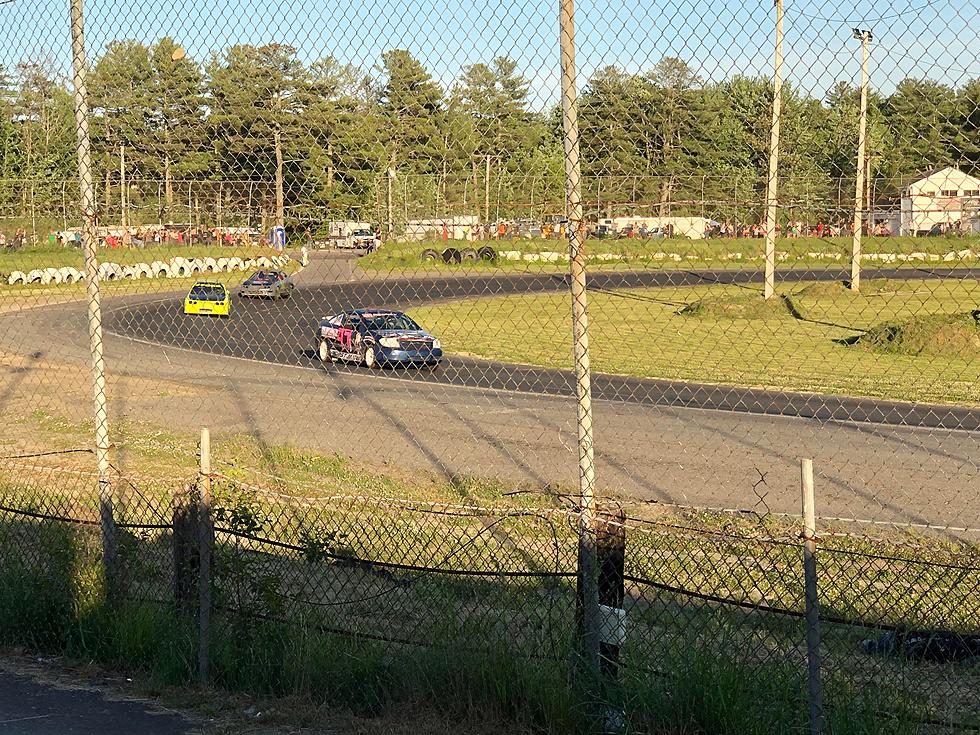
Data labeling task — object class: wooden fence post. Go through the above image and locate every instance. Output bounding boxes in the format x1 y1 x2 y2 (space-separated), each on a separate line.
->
172 483 198 613
198 428 213 687
801 458 825 735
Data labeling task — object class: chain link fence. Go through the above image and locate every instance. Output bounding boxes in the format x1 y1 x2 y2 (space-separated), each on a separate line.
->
0 0 978 730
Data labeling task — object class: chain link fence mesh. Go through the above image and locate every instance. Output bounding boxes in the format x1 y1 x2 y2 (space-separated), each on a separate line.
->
0 0 978 730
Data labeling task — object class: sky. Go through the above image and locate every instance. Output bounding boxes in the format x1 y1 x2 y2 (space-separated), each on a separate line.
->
0 0 977 108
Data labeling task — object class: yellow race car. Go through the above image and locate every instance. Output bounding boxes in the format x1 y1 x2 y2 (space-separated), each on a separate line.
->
184 281 230 317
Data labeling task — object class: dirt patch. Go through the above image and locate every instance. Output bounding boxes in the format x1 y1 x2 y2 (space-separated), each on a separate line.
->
848 311 980 357
677 292 792 320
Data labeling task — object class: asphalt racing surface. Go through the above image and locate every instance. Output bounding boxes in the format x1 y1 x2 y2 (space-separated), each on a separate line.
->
2 255 976 529
104 264 980 431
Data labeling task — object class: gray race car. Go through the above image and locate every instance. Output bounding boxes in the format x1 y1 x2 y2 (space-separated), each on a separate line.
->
239 270 295 299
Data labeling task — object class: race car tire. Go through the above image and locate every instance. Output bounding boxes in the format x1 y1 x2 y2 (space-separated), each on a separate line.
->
441 247 462 264
478 246 497 262
318 339 333 363
420 248 439 262
461 247 479 261
362 345 379 369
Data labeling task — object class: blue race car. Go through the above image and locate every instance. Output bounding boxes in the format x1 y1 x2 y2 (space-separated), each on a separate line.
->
316 309 443 368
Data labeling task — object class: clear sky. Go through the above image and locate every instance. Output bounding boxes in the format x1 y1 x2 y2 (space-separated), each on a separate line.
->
1 0 977 107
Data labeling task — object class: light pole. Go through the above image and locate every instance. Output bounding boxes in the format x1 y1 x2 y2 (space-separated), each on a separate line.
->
763 0 784 300
850 28 872 292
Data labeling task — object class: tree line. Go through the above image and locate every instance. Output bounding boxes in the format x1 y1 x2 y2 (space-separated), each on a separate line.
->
0 40 977 233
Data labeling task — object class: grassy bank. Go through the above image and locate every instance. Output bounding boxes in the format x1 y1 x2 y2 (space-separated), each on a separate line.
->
410 278 980 404
0 242 281 274
2 414 977 732
360 235 980 272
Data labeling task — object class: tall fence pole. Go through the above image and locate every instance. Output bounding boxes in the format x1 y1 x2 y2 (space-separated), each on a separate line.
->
197 429 214 687
558 0 600 679
198 427 213 686
850 29 872 292
69 0 117 599
763 0 784 301
801 459 825 735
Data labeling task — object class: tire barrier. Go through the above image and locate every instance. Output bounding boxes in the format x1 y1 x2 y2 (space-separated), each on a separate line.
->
4 249 298 287
441 247 462 264
58 267 83 284
98 262 122 280
478 246 497 262
461 247 479 261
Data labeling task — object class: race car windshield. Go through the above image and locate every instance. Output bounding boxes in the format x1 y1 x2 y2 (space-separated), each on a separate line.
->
352 230 373 236
189 285 225 301
364 314 420 331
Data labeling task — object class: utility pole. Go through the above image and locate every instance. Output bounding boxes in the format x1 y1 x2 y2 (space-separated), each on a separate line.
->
69 0 117 600
484 154 491 226
763 0 784 300
559 0 600 681
386 167 395 238
851 28 872 292
119 144 126 229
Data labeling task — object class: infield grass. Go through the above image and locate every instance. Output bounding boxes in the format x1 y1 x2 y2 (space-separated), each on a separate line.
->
410 277 980 405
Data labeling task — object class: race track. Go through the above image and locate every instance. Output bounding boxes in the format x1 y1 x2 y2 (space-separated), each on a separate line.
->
105 264 980 430
3 255 977 531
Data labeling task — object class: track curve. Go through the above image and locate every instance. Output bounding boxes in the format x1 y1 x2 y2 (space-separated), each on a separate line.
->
104 265 980 430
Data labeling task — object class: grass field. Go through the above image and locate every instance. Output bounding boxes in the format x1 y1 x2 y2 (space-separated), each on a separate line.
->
360 235 980 272
0 242 280 274
411 278 980 405
0 244 299 311
1 412 977 734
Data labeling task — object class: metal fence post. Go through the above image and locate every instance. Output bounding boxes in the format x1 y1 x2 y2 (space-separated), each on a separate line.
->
763 0 784 300
68 0 117 600
198 428 213 686
558 0 601 680
801 459 825 735
850 29 872 292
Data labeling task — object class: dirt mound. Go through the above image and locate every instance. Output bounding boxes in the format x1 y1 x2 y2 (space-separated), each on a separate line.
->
678 293 791 320
851 311 980 357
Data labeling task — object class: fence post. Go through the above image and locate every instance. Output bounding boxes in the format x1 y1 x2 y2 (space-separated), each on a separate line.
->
68 0 118 602
597 509 626 680
801 459 825 735
763 0 784 301
558 0 601 680
172 483 198 613
198 428 213 687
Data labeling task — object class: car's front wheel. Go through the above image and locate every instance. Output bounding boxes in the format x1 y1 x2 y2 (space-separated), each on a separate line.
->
362 344 379 369
318 339 333 363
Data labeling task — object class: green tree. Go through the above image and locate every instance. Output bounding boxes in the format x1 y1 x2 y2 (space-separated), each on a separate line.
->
296 57 383 227
89 40 154 208
146 38 209 216
208 44 309 229
377 49 445 176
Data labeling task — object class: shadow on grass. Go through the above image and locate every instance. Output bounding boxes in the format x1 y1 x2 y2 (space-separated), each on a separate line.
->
0 508 975 735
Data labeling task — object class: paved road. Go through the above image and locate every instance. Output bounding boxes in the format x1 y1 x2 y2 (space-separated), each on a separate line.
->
103 263 980 430
0 669 193 734
1 255 977 531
